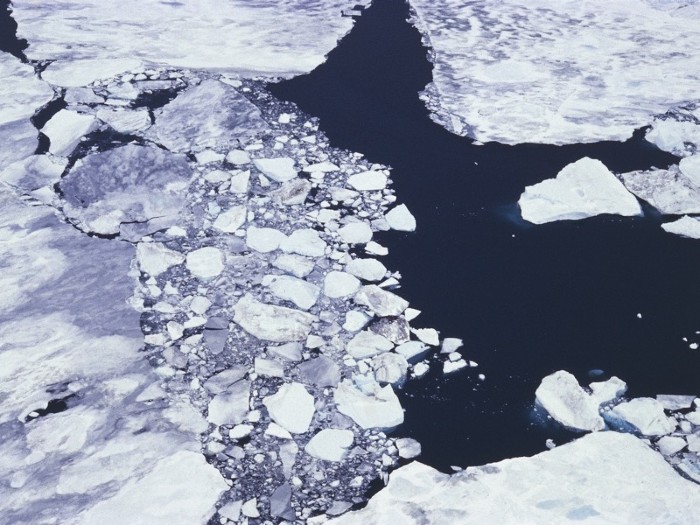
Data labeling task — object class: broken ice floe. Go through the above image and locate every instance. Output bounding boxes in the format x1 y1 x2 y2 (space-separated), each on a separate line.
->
407 0 700 145
534 370 700 483
519 157 642 224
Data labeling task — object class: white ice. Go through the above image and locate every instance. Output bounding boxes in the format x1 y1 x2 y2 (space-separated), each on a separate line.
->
519 158 642 224
408 0 700 144
329 432 700 524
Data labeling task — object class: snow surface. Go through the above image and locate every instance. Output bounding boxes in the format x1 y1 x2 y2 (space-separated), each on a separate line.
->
408 0 700 144
12 0 370 85
329 432 700 524
519 158 642 224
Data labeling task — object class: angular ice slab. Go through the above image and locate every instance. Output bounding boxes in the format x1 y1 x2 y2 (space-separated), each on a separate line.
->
13 0 370 85
59 144 193 238
151 79 267 153
408 0 700 144
519 158 642 224
329 432 700 524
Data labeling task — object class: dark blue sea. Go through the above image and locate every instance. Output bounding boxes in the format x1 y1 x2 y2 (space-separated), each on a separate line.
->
272 0 700 470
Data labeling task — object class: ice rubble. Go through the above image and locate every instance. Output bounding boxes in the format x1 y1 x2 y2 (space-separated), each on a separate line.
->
328 432 700 525
408 0 700 144
519 157 642 224
12 0 371 85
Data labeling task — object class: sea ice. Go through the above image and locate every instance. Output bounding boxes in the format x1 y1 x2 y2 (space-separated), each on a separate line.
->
263 383 315 434
233 294 316 342
385 204 417 232
59 144 193 237
334 380 404 429
608 398 677 436
305 429 354 462
535 371 605 432
408 0 700 145
329 432 700 524
152 79 267 153
519 158 642 224
41 109 97 157
661 216 700 239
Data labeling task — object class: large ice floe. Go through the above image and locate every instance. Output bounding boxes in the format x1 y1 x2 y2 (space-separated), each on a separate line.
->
328 431 700 524
11 0 371 86
519 157 642 224
407 0 700 144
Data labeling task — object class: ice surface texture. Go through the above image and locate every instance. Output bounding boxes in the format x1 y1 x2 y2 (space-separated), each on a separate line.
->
409 0 700 144
12 0 371 86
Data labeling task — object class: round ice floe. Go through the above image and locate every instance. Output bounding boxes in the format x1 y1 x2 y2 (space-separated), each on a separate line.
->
338 222 373 245
304 429 354 462
186 247 224 279
324 271 361 298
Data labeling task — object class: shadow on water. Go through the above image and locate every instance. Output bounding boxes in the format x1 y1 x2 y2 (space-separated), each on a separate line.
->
274 0 700 471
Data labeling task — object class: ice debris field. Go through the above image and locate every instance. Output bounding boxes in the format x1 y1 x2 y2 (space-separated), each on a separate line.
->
1 0 700 523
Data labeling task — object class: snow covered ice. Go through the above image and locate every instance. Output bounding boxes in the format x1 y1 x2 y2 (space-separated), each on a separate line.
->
519 157 642 224
408 0 700 145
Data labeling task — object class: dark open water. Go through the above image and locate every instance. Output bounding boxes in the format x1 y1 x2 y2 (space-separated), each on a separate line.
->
272 0 700 470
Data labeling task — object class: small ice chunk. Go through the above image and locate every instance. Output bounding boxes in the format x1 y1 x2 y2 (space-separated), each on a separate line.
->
263 382 315 434
254 157 298 182
42 109 97 156
343 310 370 332
385 204 417 232
395 437 421 459
324 271 361 298
657 436 687 456
535 371 605 432
233 294 316 342
266 275 320 310
136 242 184 276
441 338 463 354
346 330 394 359
656 395 696 411
213 205 247 233
589 376 628 405
354 285 409 317
661 216 700 239
443 359 467 374
609 398 677 436
339 222 373 244
347 171 388 191
186 247 224 279
372 353 409 384
412 328 440 346
395 341 430 361
334 379 404 429
226 149 251 165
255 357 285 378
345 258 387 281
246 226 286 253
280 228 327 257
305 429 354 462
